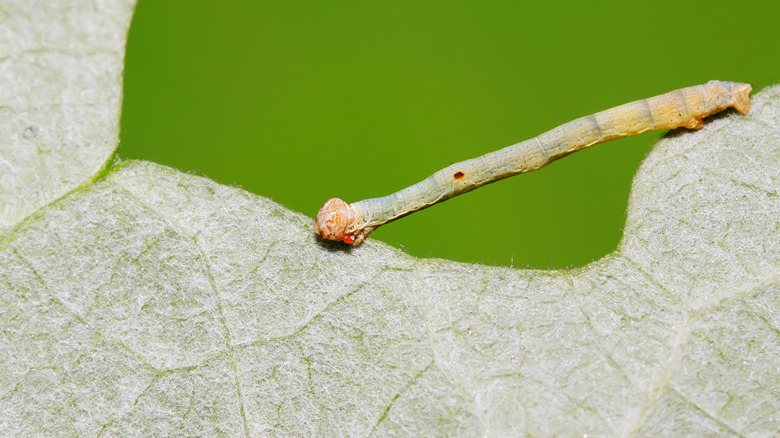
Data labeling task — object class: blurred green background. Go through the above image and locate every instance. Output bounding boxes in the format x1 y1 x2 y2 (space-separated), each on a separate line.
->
120 1 779 268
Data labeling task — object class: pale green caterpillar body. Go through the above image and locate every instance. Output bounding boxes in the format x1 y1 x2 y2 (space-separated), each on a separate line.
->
315 80 752 246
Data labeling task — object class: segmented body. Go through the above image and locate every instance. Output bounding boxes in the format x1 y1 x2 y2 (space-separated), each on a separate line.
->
315 80 752 246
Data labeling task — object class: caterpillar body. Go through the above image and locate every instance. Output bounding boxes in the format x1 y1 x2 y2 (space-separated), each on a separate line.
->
315 80 752 246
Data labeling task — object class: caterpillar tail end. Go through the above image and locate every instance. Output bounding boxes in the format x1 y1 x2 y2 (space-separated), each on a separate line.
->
314 198 370 246
731 82 752 115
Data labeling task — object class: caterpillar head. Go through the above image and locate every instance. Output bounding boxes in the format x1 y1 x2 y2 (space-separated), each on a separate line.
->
314 198 359 244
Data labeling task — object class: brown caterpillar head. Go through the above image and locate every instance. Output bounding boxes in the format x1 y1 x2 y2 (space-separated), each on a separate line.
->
314 198 357 243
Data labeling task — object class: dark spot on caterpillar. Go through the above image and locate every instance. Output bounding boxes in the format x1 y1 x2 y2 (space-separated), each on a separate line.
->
453 171 465 179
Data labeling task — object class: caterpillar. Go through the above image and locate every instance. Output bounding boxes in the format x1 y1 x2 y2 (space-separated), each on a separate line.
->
315 80 752 246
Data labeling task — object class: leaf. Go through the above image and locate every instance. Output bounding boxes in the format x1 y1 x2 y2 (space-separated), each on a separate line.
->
0 0 134 230
1 3 778 437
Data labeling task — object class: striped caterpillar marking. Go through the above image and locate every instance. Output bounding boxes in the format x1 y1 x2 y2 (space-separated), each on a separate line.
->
315 80 752 246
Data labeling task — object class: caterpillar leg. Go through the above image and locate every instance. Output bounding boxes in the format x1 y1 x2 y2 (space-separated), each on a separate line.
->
683 118 704 129
731 83 752 115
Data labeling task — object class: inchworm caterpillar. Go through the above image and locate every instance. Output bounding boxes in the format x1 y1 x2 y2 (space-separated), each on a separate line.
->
315 80 752 246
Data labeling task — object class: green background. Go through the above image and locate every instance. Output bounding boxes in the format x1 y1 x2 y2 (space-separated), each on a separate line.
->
120 1 779 268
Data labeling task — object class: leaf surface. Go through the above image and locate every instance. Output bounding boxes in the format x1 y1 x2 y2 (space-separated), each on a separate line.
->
0 0 134 229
